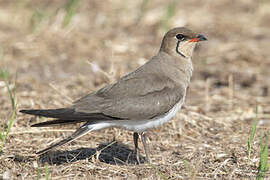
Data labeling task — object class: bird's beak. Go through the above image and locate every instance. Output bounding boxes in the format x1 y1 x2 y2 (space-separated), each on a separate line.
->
189 34 207 42
198 34 207 41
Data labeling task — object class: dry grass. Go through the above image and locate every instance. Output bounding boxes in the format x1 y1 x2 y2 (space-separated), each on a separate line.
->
1 0 270 179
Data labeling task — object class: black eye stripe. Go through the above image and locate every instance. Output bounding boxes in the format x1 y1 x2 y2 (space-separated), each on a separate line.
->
176 34 185 40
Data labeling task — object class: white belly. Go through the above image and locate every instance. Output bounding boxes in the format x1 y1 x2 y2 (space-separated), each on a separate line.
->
113 99 184 132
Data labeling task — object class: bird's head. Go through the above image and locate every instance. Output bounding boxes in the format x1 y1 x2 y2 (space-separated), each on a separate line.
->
160 27 207 58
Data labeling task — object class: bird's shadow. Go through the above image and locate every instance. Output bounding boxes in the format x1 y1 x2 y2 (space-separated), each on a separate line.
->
38 141 145 165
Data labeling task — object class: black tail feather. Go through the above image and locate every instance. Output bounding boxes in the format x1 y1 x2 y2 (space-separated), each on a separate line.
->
20 108 119 120
20 108 75 119
20 108 121 127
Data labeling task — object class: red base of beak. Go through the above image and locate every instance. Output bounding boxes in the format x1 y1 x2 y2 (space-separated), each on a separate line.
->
189 38 199 42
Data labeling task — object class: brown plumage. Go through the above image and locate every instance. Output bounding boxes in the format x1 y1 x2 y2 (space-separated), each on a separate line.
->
20 27 207 162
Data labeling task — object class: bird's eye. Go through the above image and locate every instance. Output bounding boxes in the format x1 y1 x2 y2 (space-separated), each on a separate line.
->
176 34 185 41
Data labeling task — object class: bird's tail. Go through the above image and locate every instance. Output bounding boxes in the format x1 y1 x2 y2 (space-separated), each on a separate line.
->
20 108 86 127
20 108 118 154
36 123 92 154
20 108 119 127
20 108 76 119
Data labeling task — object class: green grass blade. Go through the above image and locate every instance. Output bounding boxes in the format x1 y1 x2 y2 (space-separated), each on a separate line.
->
63 0 81 27
4 75 15 111
0 128 3 143
6 108 16 138
0 70 17 152
1 110 16 152
37 163 41 180
257 134 269 180
45 164 50 180
0 68 9 79
183 159 190 172
248 107 258 163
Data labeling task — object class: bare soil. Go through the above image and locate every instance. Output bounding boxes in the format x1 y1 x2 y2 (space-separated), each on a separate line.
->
0 0 270 179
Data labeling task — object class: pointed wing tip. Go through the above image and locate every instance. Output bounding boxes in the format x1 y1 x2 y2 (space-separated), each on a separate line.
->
20 109 38 115
20 109 28 113
31 124 41 127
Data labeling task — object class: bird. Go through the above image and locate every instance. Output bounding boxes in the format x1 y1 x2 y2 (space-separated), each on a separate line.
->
20 27 207 163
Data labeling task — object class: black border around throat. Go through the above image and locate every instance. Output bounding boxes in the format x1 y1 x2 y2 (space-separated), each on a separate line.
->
176 41 186 58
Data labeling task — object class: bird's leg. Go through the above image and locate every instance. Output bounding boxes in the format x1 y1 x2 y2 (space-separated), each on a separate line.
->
133 132 140 164
141 132 151 163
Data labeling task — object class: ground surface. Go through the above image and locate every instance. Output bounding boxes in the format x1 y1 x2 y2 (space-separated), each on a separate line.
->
0 0 270 179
